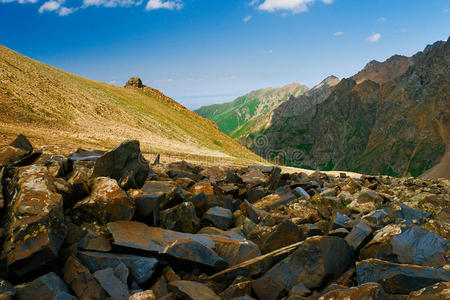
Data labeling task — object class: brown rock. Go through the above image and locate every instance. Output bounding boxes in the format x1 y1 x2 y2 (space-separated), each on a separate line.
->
239 169 269 187
72 177 135 225
260 220 304 254
94 268 131 300
14 272 70 300
251 276 283 300
129 290 157 300
316 282 387 300
348 189 383 213
408 281 450 299
3 165 66 276
220 280 252 299
189 180 214 196
168 280 220 300
0 134 33 167
159 202 200 233
63 256 107 300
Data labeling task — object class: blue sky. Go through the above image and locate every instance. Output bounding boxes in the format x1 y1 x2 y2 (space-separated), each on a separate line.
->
0 0 449 109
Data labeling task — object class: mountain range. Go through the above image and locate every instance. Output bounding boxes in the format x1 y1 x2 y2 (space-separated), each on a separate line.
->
198 38 450 178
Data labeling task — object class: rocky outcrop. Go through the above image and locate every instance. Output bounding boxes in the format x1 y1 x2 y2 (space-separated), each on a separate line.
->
0 135 449 299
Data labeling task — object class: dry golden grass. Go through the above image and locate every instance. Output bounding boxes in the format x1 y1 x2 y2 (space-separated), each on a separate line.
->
0 45 266 166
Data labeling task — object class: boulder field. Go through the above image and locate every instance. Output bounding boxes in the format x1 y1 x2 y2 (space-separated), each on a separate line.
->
0 135 448 300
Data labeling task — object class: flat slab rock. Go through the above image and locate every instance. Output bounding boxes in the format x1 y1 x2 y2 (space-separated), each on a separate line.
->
107 221 260 267
356 258 450 294
168 280 220 300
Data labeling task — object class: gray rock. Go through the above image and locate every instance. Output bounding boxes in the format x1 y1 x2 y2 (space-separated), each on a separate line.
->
168 280 220 300
345 221 373 250
91 140 149 190
14 272 69 300
94 268 131 300
261 236 353 291
78 251 158 285
356 258 450 294
204 206 234 230
159 202 200 233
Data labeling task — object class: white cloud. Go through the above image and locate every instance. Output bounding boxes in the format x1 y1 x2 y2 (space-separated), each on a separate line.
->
334 31 343 36
249 0 259 6
244 15 252 22
58 6 76 15
377 17 387 22
443 8 449 13
257 0 334 14
0 0 39 3
154 78 174 83
365 33 381 43
145 0 182 11
39 0 61 13
82 0 141 8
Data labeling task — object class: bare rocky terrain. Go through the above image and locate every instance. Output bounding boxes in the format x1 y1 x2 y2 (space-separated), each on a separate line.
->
0 134 448 300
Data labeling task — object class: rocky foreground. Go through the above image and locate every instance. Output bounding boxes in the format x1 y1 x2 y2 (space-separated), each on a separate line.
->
0 135 449 300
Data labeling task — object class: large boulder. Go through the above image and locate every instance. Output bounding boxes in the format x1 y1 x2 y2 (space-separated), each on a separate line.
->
260 220 305 254
77 251 158 285
2 165 66 276
260 236 353 292
360 224 449 266
203 206 234 230
91 140 149 190
356 258 450 294
94 268 131 300
72 177 135 225
348 189 383 213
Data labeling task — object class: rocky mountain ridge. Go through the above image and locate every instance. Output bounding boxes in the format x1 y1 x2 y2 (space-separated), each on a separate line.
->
195 83 310 139
0 134 448 299
248 38 450 178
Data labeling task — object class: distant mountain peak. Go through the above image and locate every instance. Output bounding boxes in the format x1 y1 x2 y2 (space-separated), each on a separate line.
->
352 54 413 84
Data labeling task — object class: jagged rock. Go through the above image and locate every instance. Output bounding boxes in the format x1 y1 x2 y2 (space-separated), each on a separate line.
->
91 140 149 190
299 223 323 237
176 177 196 189
0 134 33 167
201 166 227 182
239 169 269 187
164 237 228 269
0 278 15 299
107 221 259 267
362 209 389 229
260 220 304 254
78 251 158 285
254 192 297 210
125 77 144 88
159 202 200 233
292 186 310 199
240 200 266 224
168 280 220 300
113 263 129 284
315 282 387 300
72 177 135 225
332 212 352 230
359 224 449 266
345 221 373 250
189 180 214 196
260 236 353 292
3 165 66 276
0 167 4 210
329 227 350 238
63 256 108 300
51 292 76 300
94 268 131 300
408 281 450 299
220 279 252 299
77 223 112 252
356 258 450 294
129 290 157 300
140 180 179 208
68 148 104 163
288 284 310 298
204 206 234 230
14 272 70 300
218 183 239 194
348 189 383 213
67 166 90 199
251 276 283 300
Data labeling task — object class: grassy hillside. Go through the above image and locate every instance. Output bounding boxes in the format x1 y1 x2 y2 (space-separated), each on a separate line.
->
195 83 309 138
0 45 263 165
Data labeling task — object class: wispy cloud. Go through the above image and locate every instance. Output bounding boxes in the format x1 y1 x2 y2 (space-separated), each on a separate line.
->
334 31 343 36
394 28 407 34
365 33 381 43
377 17 387 22
3 0 183 15
244 15 252 22
264 49 273 54
443 8 449 13
146 0 182 11
153 78 174 83
257 0 334 15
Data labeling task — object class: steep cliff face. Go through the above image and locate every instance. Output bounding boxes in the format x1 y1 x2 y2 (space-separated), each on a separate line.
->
252 38 449 178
